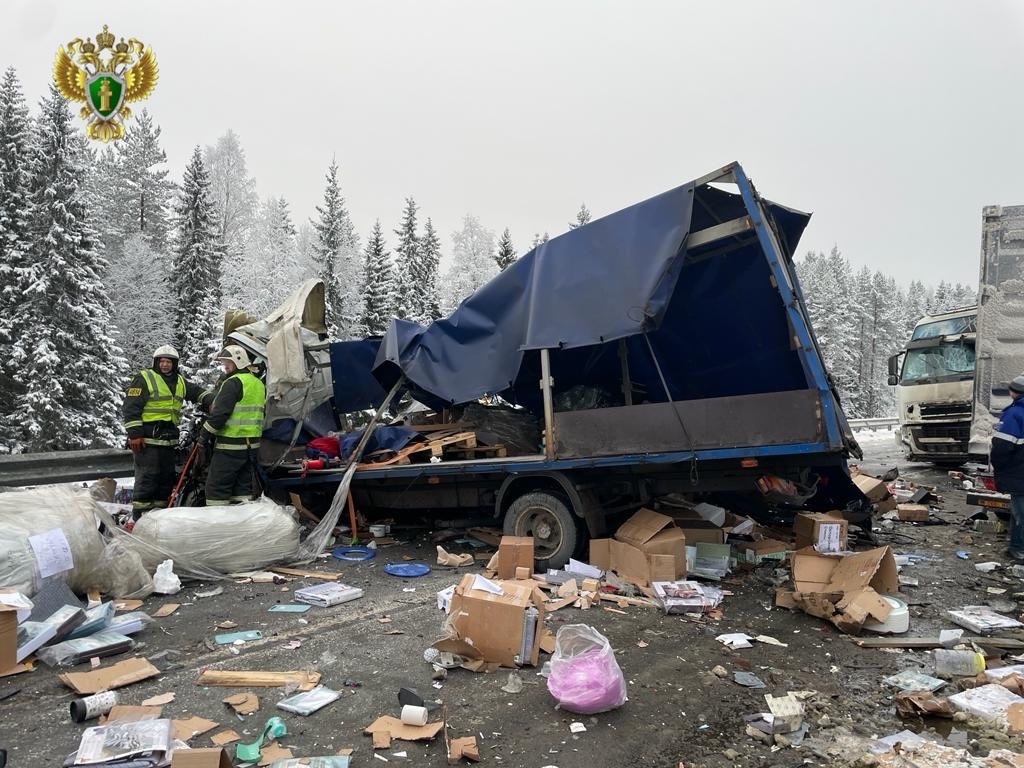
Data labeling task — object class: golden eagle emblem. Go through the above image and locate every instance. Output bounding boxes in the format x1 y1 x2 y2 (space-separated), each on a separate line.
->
53 25 158 142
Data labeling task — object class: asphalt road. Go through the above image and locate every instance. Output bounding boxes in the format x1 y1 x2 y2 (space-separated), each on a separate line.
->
1 428 1021 768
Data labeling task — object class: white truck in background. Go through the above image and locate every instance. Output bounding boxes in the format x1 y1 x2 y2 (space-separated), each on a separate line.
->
888 306 977 464
969 205 1024 461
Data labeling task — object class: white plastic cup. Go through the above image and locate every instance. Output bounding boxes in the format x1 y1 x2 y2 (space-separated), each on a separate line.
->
369 524 388 537
400 704 428 726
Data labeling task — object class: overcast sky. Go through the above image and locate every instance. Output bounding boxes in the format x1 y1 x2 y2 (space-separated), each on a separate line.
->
5 1 1023 286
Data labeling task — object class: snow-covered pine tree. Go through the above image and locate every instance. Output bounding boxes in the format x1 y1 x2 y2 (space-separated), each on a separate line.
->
569 203 592 229
794 247 860 414
312 159 360 337
230 196 305 317
904 280 929 337
418 217 442 322
15 85 126 451
442 214 497 314
495 227 516 271
360 220 394 335
392 196 419 321
0 66 33 451
204 130 258 264
530 232 550 249
170 146 223 384
867 271 904 417
116 109 175 252
108 233 173 373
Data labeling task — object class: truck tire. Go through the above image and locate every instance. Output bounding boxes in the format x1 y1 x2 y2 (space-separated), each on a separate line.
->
503 491 577 570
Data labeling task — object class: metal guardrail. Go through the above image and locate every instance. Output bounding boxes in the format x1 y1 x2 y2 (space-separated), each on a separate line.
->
847 417 899 431
0 448 134 488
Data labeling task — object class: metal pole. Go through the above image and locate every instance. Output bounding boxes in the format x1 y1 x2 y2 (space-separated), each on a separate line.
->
540 348 556 460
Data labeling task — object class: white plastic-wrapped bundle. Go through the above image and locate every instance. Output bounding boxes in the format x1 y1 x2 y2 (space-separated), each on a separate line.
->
0 486 106 596
129 497 300 574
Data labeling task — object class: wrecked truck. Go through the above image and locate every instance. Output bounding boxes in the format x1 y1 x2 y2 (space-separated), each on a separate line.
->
231 162 865 568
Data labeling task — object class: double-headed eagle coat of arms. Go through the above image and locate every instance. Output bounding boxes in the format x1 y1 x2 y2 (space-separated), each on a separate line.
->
53 25 158 142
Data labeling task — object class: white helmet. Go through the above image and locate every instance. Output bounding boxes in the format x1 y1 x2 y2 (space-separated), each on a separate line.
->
217 344 252 369
153 344 179 361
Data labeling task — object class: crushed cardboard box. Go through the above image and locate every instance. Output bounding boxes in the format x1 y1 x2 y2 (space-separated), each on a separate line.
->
853 474 897 513
776 546 899 633
433 574 546 668
589 508 686 585
897 504 930 522
59 657 161 695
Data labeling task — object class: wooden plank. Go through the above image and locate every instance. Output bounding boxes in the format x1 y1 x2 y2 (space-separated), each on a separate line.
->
269 567 339 581
854 636 1024 650
686 215 753 249
445 444 508 458
597 593 658 609
195 670 321 690
406 422 469 433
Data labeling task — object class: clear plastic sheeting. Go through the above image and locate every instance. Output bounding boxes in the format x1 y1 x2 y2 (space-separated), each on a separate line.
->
0 485 106 597
82 539 154 599
128 497 301 575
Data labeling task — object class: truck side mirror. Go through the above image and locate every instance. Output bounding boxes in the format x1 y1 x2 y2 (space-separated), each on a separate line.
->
886 353 901 377
887 374 899 386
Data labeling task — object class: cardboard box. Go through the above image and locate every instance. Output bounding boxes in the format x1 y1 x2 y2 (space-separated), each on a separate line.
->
589 509 687 585
853 474 891 503
497 536 534 579
793 512 848 552
739 539 790 564
897 504 929 522
776 546 899 634
677 527 726 545
444 574 547 668
171 748 232 768
0 603 16 674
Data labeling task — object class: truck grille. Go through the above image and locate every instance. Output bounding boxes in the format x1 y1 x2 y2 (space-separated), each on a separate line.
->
919 402 972 420
910 424 969 453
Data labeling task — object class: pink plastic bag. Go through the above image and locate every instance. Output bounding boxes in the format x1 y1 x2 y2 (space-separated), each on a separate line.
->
546 624 627 714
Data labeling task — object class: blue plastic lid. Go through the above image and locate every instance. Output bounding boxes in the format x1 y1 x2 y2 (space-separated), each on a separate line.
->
332 545 377 561
383 562 431 577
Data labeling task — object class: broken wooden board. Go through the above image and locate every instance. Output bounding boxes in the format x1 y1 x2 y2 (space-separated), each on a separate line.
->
268 567 339 581
597 593 658 609
196 670 320 691
854 636 1024 650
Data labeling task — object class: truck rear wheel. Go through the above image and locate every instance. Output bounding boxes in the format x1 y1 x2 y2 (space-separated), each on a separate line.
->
503 491 577 570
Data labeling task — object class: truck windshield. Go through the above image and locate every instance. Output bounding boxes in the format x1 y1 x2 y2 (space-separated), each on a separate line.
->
910 315 976 340
901 342 975 384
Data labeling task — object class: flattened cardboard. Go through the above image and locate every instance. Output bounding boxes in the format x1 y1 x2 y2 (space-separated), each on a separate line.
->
173 716 219 741
258 743 293 766
793 512 848 552
101 705 163 724
171 747 232 768
497 536 534 579
779 547 900 633
448 735 480 764
445 574 547 668
210 730 240 746
59 656 160 694
0 603 16 673
364 715 444 742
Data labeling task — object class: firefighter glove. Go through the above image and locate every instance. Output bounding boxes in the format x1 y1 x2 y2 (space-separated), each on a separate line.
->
128 437 145 454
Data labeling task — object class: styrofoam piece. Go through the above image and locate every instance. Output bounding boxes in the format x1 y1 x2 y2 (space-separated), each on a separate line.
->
985 664 1024 682
862 595 910 635
948 683 1024 725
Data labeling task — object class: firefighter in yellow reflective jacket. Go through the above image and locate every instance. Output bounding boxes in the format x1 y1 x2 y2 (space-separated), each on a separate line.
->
197 345 266 505
122 345 209 518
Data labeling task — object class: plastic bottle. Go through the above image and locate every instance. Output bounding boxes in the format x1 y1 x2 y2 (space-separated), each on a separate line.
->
934 649 985 679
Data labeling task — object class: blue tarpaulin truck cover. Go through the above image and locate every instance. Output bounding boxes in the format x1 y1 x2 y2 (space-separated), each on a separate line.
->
372 165 817 415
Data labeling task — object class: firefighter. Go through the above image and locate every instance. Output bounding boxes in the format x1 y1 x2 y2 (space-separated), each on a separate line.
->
198 345 266 505
122 345 209 518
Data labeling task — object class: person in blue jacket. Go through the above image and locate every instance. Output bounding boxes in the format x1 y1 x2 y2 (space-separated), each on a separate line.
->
990 374 1024 561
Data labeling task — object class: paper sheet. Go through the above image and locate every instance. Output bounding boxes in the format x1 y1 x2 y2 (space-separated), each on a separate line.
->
28 528 74 579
